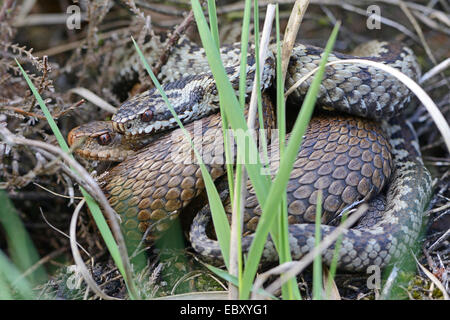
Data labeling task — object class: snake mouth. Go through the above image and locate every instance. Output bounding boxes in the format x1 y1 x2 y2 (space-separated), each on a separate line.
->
113 120 160 137
112 121 126 134
67 129 79 147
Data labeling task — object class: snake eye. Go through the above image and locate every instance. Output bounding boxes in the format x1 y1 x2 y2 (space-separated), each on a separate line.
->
97 133 112 146
140 110 153 122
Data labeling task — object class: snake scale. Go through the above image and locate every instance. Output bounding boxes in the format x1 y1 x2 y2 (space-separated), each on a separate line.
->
68 36 432 271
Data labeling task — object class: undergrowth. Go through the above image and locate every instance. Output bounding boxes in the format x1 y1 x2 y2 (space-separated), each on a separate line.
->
0 0 448 300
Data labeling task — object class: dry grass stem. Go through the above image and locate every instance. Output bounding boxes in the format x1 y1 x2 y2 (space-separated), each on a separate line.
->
285 58 450 153
281 0 310 82
69 199 121 300
69 88 117 113
420 58 450 84
411 251 450 300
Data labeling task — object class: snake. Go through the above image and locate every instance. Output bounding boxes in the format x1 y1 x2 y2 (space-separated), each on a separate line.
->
68 37 432 272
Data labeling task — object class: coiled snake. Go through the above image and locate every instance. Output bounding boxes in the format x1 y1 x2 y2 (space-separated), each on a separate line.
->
68 38 432 272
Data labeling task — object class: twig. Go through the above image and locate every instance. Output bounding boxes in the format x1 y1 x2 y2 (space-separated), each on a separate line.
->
12 246 68 287
28 55 50 112
339 2 419 42
1 99 84 121
0 0 14 23
412 11 450 36
380 265 399 299
135 0 186 17
281 0 310 82
70 88 116 113
34 25 141 58
123 0 149 23
398 0 450 90
216 0 448 19
420 58 450 84
428 228 450 252
69 199 121 300
284 58 450 153
1 145 96 198
410 250 450 300
12 13 87 27
0 128 102 205
151 10 195 82
170 271 204 295
426 202 450 216
40 208 91 257
33 181 83 200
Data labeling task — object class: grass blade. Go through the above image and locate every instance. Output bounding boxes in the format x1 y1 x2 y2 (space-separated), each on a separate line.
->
0 190 47 285
325 210 348 299
0 250 35 299
190 0 340 298
312 190 323 300
225 0 254 295
191 0 272 201
207 0 220 47
274 4 301 300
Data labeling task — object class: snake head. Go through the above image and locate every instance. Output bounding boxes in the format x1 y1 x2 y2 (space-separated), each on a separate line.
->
111 75 214 137
68 121 136 161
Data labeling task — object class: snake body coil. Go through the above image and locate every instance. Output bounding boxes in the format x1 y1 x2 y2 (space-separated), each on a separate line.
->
68 38 432 271
190 119 431 271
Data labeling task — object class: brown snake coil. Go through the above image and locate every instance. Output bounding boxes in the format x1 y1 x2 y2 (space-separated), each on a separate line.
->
68 38 432 271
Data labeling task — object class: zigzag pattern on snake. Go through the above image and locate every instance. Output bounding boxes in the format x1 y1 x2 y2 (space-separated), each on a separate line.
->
68 37 432 271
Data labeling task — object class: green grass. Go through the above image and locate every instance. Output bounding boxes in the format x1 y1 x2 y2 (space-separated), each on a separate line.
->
274 5 301 300
240 21 340 300
190 0 340 299
313 190 323 300
0 191 47 285
0 249 36 299
0 190 45 299
325 210 348 299
228 0 252 294
135 0 331 299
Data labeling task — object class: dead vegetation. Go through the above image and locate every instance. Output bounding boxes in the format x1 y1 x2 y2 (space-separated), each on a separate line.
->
0 0 448 299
